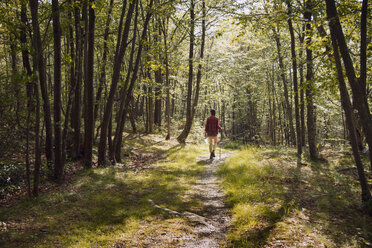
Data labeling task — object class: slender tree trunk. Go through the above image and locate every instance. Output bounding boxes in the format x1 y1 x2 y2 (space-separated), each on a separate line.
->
329 28 371 203
325 0 372 170
304 0 317 160
20 0 32 197
272 71 277 145
94 0 114 124
113 0 154 162
272 25 296 145
33 59 41 197
163 17 171 140
73 3 83 159
29 0 54 166
52 0 63 182
154 19 163 128
83 0 95 168
191 0 206 119
177 0 197 143
98 0 136 165
62 2 76 164
286 0 302 156
299 33 306 147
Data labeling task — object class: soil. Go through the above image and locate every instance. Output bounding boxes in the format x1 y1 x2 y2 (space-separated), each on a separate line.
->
148 152 234 248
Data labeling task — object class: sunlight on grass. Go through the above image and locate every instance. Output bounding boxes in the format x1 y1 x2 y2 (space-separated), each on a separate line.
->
0 141 209 248
218 146 286 247
219 146 372 248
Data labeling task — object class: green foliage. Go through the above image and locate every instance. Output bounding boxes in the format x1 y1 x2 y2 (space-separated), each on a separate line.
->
224 140 245 150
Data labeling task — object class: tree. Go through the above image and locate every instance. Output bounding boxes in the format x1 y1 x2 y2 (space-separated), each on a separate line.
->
83 0 95 168
52 0 63 182
304 0 318 160
286 0 302 156
325 0 372 170
29 0 54 170
98 0 137 165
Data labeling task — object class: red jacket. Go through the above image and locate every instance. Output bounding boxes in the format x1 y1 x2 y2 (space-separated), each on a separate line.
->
205 116 221 136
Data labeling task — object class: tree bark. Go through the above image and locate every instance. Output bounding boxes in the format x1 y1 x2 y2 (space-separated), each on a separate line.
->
72 2 83 159
52 0 63 182
94 0 114 124
162 17 171 140
32 56 41 197
286 0 302 156
299 32 306 147
20 0 32 197
62 2 76 165
29 0 54 166
304 0 317 160
83 0 95 168
177 0 195 143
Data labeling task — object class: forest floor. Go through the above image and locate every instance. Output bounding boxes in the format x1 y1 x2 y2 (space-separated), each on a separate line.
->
1 134 372 248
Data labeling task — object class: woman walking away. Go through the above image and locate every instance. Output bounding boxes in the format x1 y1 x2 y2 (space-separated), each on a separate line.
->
205 109 222 159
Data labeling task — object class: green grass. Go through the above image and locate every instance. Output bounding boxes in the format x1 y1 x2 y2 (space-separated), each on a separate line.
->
2 136 372 248
0 139 209 248
218 146 372 248
224 140 245 150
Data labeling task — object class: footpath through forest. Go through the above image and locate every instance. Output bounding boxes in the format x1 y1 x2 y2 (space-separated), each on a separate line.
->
148 152 234 247
1 134 372 248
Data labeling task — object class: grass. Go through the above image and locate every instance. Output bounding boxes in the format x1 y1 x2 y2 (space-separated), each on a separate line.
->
0 136 210 248
218 146 372 248
224 140 245 150
2 134 372 248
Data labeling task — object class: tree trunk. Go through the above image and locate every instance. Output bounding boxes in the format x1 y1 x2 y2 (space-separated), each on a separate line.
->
52 0 63 182
113 0 154 162
20 1 32 197
109 0 137 162
286 0 302 156
272 25 296 146
177 0 197 143
33 60 41 197
83 0 95 168
191 0 206 120
62 1 76 164
98 0 136 165
29 0 54 166
329 26 371 203
72 3 83 159
163 17 171 140
304 0 317 160
299 32 306 147
154 20 162 128
94 0 114 124
325 0 372 170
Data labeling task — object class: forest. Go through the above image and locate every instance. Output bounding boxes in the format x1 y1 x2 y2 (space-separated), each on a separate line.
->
0 0 371 247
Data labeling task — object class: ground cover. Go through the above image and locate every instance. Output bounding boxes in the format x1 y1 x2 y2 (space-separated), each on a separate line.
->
219 146 372 248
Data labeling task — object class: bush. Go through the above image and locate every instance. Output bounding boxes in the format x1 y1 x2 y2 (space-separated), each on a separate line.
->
0 162 25 198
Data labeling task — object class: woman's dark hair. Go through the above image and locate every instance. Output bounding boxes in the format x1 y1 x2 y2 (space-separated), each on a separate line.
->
210 109 216 116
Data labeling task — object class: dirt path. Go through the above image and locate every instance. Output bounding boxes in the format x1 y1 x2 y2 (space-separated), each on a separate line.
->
182 152 234 248
149 152 234 247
